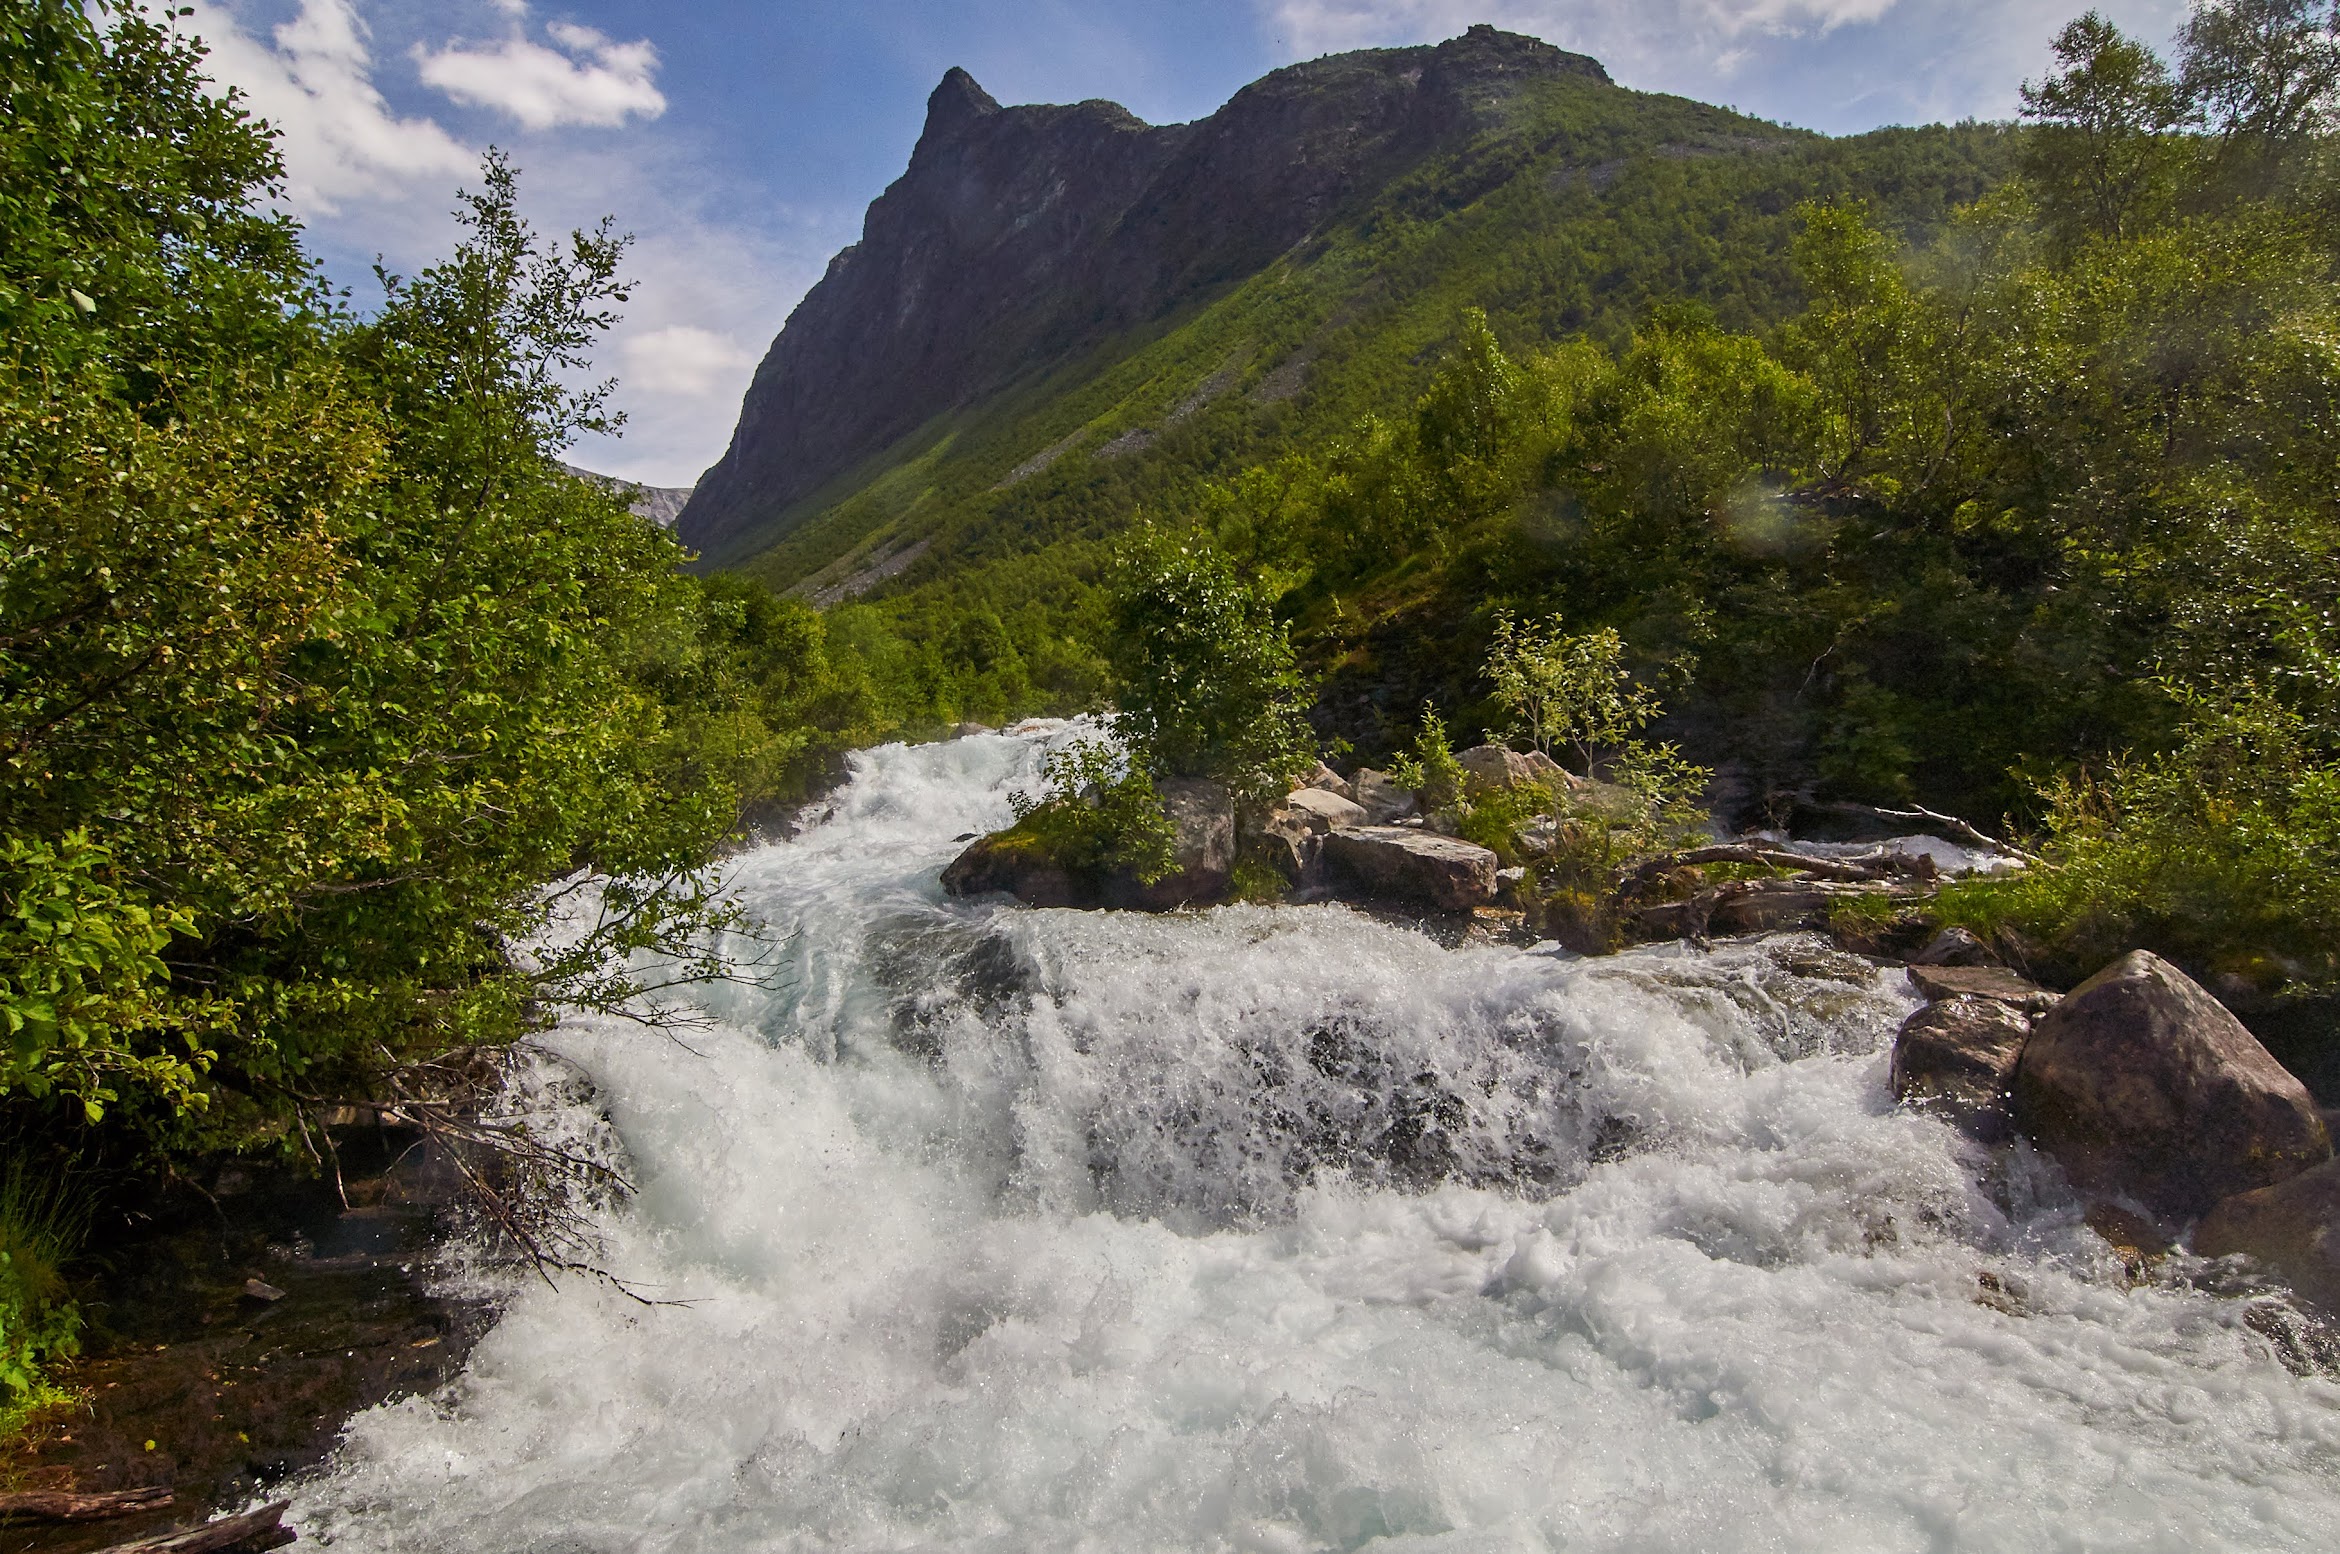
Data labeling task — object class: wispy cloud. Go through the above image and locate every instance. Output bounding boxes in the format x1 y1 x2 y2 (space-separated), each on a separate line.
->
415 19 667 131
187 0 472 214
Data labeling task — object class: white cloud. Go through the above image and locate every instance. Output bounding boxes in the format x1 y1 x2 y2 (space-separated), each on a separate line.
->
618 325 758 400
415 20 666 131
187 0 473 214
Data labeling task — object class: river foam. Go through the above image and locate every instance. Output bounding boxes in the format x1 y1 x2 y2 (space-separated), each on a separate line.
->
293 728 2340 1552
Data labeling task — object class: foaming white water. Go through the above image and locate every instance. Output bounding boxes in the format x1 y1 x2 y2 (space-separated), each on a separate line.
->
296 730 2340 1553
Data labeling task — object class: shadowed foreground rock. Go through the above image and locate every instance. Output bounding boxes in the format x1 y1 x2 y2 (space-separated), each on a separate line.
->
1891 996 2031 1142
1323 826 1498 911
2013 950 2332 1218
2195 1157 2340 1315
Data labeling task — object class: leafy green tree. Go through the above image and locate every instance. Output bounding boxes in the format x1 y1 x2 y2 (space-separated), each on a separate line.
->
2177 0 2340 196
1484 611 1660 766
1106 530 1315 797
2019 11 2186 245
2 3 751 1147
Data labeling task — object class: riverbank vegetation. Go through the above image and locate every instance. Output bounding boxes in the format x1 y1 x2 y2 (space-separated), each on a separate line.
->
0 0 886 1415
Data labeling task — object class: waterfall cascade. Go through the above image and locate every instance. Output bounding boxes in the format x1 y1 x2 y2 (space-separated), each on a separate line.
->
293 728 2340 1552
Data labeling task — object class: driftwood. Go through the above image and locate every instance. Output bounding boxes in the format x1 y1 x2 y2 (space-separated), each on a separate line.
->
1621 843 1934 890
1811 800 2041 865
89 1501 293 1554
0 1486 174 1521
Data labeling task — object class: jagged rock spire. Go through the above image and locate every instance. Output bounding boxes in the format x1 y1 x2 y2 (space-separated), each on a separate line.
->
919 66 1001 151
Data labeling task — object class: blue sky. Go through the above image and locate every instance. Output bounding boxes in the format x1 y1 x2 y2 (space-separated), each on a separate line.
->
181 0 2192 486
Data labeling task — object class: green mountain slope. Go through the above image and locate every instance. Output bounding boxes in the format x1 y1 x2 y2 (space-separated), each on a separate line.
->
708 49 2008 730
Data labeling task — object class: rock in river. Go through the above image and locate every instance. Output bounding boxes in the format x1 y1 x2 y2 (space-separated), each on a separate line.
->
1323 825 1499 911
1891 995 2031 1142
2012 950 2333 1218
2195 1156 2340 1315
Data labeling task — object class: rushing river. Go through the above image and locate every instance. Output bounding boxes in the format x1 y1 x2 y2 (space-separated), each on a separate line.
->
296 727 2340 1552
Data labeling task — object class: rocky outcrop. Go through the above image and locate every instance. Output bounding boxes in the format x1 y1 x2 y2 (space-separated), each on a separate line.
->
1131 778 1236 908
1323 826 1499 911
679 28 1611 564
940 828 1083 907
1891 996 2031 1142
1247 805 1322 886
2012 951 2333 1218
2195 1157 2340 1314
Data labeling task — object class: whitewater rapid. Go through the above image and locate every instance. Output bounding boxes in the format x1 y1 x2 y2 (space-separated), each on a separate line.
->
296 727 2340 1552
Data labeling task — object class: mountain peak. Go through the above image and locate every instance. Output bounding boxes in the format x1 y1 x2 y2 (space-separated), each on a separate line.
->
922 67 1001 146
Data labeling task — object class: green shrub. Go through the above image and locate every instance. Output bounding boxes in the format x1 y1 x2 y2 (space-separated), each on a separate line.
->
1387 703 1467 810
1106 532 1315 799
1006 738 1179 885
1942 691 2340 990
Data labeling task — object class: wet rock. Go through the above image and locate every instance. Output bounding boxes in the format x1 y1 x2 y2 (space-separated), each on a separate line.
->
1907 962 2058 1015
1300 761 1353 801
1911 925 1995 967
1351 768 1417 824
1704 881 1834 935
950 721 995 738
1890 996 2030 1141
940 829 1084 907
1495 865 1531 909
1323 826 1499 911
2012 950 2334 1218
2196 1157 2340 1314
1285 786 1366 832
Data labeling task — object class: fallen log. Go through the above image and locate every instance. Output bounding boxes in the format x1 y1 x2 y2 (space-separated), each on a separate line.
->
1620 843 1930 889
0 1486 174 1521
1811 800 2040 865
88 1501 294 1554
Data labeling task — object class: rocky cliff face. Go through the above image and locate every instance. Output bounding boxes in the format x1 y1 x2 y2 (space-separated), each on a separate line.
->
678 26 1609 563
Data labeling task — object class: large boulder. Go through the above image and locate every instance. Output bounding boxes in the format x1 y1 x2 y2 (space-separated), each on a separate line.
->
1323 826 1499 911
1891 996 2031 1142
940 829 1083 907
2012 950 2333 1218
1285 786 1367 832
942 778 1234 911
1351 768 1418 824
2195 1156 2340 1314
